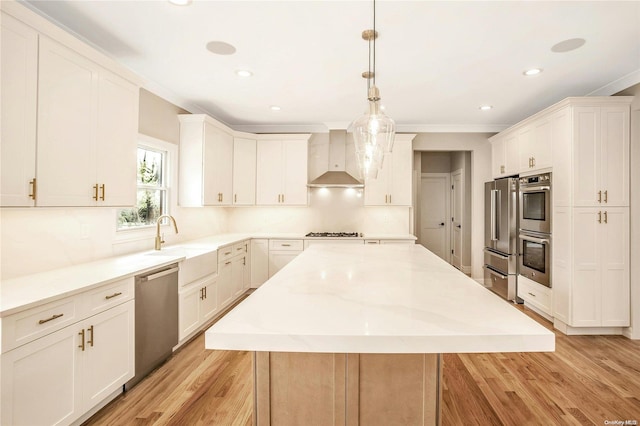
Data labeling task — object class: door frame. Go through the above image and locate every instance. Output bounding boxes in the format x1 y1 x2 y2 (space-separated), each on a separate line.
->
450 168 464 271
420 173 451 263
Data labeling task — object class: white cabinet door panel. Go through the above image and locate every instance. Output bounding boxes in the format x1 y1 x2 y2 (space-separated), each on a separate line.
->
82 301 134 409
1 323 82 426
37 37 98 206
282 140 308 205
600 208 629 326
233 138 257 205
600 107 629 206
95 71 138 207
389 139 412 206
1 12 38 206
179 284 202 341
256 140 283 205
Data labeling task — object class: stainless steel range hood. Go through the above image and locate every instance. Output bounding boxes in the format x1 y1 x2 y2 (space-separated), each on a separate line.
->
308 130 364 188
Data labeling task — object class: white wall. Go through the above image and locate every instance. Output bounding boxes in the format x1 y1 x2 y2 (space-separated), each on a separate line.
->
412 133 494 282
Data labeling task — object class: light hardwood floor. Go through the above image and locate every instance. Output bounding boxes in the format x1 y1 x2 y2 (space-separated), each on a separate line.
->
84 304 640 425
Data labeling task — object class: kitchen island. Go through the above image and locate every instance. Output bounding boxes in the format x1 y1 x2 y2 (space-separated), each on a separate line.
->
205 244 554 425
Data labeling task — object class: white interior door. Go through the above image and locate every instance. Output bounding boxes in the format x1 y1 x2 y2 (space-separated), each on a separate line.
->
420 174 450 261
451 169 464 270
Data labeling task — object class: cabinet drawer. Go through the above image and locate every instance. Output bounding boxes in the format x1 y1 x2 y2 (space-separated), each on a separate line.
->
233 240 249 256
83 277 134 316
269 239 303 251
218 245 236 262
2 296 80 353
518 275 552 315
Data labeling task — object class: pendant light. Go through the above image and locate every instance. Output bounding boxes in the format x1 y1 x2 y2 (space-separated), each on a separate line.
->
351 0 395 180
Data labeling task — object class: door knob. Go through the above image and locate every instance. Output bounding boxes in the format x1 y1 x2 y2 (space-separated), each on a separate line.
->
439 223 445 226
456 225 462 229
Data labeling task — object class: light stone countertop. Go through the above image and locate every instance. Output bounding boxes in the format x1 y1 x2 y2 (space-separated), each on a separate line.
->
0 233 416 317
205 244 555 354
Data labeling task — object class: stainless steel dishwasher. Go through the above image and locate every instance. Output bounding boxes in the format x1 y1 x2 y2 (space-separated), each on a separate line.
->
125 263 179 390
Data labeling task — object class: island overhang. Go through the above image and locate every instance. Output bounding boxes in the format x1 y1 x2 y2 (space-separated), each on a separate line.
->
205 244 555 354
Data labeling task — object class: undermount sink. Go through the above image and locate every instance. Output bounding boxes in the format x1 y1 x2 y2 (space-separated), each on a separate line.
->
145 246 213 259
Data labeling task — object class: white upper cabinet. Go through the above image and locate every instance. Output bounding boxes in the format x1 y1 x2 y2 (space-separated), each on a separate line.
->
232 137 257 205
95 71 139 207
256 136 309 205
36 37 138 207
573 105 629 207
178 114 234 206
364 136 413 206
518 119 552 172
1 12 38 207
490 132 519 178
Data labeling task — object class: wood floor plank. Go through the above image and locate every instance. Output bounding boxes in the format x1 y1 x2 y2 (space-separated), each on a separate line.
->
83 304 640 426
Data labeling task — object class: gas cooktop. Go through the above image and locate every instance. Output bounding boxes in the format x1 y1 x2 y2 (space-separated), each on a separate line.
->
305 232 362 238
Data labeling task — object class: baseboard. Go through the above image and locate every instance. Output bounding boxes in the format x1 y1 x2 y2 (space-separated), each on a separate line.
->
71 388 122 426
523 303 553 322
460 264 471 275
554 319 627 336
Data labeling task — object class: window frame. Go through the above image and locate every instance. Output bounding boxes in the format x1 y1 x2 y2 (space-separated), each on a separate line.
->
114 134 178 242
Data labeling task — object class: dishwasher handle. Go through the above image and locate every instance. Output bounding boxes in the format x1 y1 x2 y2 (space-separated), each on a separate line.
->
139 265 179 282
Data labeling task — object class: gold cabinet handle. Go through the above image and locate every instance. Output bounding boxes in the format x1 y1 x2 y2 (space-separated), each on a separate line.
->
225 251 231 255
604 190 608 203
38 313 64 324
100 184 105 201
604 211 608 224
389 194 391 204
500 165 505 174
78 329 85 351
29 178 37 200
87 325 94 347
93 184 99 201
282 244 291 247
281 194 284 203
105 292 122 300
598 190 602 203
532 157 536 167
225 261 231 265
598 211 602 223
528 292 536 297
243 258 246 265
234 194 237 203
204 286 207 299
200 287 204 300
385 194 388 203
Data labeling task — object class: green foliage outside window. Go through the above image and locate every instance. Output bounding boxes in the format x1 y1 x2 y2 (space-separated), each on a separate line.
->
117 147 167 229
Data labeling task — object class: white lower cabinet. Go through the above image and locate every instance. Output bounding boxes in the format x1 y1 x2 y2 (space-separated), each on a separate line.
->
251 239 269 288
1 299 134 426
217 240 250 310
268 239 303 278
517 276 552 317
179 274 218 341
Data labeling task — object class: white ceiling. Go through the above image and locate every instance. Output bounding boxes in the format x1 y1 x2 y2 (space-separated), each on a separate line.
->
23 0 640 133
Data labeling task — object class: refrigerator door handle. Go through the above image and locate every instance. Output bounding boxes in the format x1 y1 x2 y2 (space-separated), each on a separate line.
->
491 189 500 241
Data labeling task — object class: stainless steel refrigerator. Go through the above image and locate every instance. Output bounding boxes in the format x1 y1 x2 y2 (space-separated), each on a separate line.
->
483 177 520 302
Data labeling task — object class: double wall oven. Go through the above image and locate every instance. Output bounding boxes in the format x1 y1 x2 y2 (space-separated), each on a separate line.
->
518 173 551 288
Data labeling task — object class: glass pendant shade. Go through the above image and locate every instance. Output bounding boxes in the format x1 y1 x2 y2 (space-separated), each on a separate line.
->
352 97 396 179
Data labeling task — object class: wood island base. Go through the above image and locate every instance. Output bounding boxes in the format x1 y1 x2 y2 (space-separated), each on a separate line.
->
254 352 442 426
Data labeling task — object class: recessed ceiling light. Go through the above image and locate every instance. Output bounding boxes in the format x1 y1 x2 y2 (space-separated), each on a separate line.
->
551 38 586 53
206 41 236 55
168 0 191 5
270 105 281 111
235 70 253 78
523 68 543 76
479 105 493 111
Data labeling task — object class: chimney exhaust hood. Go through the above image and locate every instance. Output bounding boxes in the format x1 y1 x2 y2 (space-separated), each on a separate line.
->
308 130 364 188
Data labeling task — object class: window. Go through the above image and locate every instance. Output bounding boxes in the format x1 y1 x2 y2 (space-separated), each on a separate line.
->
117 144 169 230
